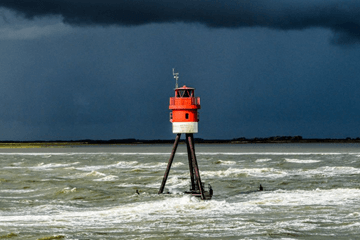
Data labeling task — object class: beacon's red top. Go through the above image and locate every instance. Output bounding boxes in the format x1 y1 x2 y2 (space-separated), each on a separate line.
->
169 85 200 123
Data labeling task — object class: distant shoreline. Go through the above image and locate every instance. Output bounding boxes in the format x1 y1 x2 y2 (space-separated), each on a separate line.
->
1 137 360 148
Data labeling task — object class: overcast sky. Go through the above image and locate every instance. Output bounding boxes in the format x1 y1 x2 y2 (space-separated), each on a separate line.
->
1 0 360 140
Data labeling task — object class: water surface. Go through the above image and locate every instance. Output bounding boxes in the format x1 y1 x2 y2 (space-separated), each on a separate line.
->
0 143 359 239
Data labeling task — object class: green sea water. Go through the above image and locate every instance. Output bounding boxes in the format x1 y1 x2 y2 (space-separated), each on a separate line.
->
0 143 359 239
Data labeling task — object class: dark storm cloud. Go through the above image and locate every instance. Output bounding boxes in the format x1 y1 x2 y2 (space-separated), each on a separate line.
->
1 0 360 43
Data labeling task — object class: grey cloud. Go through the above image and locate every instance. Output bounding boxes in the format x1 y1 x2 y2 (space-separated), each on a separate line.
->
0 22 72 40
0 0 360 43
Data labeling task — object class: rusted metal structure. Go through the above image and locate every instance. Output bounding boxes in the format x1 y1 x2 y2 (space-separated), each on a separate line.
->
158 69 213 200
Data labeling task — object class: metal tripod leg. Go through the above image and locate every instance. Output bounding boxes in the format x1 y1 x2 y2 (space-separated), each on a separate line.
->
186 135 196 191
186 133 206 200
158 133 181 194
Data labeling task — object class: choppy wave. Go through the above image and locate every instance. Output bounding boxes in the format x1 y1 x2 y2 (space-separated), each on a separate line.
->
3 162 80 170
196 152 347 155
255 158 272 162
285 158 321 163
2 188 358 228
202 165 360 179
2 151 360 156
1 145 360 239
202 167 286 178
94 175 119 181
214 160 236 165
304 166 360 177
249 188 360 206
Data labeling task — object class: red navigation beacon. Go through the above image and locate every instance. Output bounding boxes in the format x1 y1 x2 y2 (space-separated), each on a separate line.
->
158 69 212 200
169 85 200 134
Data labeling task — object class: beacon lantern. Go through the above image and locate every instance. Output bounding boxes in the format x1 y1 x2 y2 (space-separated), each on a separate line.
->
169 85 200 133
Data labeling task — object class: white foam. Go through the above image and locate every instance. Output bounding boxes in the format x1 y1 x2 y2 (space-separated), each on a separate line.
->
202 167 287 178
134 162 180 169
249 188 360 206
117 183 143 188
255 158 272 162
303 166 360 177
0 189 358 236
94 175 118 181
32 162 79 170
196 152 345 155
165 176 190 190
107 195 262 222
59 187 77 194
3 162 80 170
285 158 321 163
75 161 138 171
0 189 36 193
173 162 185 167
85 171 106 177
10 162 24 166
75 160 184 172
215 160 236 165
65 170 106 179
0 196 212 226
0 153 74 156
201 164 360 179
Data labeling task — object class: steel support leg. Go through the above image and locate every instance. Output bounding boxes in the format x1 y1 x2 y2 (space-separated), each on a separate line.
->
186 133 206 200
158 133 181 194
186 136 196 191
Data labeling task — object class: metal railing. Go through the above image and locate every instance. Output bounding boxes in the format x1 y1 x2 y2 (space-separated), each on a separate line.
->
170 97 200 106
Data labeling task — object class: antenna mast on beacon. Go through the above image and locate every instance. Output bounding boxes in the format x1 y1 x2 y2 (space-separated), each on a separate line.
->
158 69 213 200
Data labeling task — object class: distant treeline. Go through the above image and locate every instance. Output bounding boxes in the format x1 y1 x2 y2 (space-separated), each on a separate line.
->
1 136 360 145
